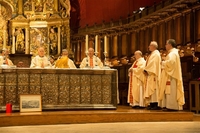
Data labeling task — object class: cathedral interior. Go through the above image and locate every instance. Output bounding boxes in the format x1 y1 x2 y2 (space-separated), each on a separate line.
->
0 0 200 130
0 0 200 108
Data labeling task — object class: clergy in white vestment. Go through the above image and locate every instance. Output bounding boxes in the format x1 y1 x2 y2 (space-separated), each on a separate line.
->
159 39 185 110
127 50 146 108
0 49 14 66
144 41 161 110
54 49 76 68
30 47 52 68
80 48 103 69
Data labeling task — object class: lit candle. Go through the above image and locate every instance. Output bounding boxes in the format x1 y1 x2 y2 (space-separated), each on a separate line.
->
95 35 98 52
104 36 107 53
85 34 88 52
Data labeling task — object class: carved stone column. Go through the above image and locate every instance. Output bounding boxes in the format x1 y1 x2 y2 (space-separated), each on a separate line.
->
77 41 81 62
58 26 61 54
18 0 23 15
25 27 29 54
12 28 15 54
47 26 50 55
54 0 58 12
3 30 6 49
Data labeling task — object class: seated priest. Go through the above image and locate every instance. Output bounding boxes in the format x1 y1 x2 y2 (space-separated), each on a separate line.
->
54 49 76 68
30 47 52 68
80 47 103 69
0 48 14 66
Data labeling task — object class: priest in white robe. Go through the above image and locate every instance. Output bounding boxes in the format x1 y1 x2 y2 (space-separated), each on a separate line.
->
127 50 146 108
80 48 103 69
0 49 14 66
30 47 52 68
144 41 161 110
159 39 185 110
54 49 76 68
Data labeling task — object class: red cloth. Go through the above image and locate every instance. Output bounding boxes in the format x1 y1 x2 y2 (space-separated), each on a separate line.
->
90 58 93 67
133 61 138 68
6 103 12 113
129 61 138 104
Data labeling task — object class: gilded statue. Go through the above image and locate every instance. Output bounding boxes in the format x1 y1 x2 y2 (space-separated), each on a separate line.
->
45 0 54 11
49 27 57 55
30 28 48 56
15 28 25 53
0 31 3 50
60 0 71 18
24 0 32 11
34 0 44 12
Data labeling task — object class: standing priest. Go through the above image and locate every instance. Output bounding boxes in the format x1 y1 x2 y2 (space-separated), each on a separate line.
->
144 41 161 110
128 50 146 108
159 39 185 110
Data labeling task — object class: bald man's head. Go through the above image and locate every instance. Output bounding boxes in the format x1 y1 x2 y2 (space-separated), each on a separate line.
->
134 50 142 59
38 47 45 57
88 47 94 57
149 41 158 52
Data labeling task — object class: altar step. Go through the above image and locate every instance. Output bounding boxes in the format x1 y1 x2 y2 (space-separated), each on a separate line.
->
0 106 197 127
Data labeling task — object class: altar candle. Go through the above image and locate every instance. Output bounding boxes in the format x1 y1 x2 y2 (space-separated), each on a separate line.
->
104 36 107 53
6 103 12 113
85 34 88 51
95 35 98 52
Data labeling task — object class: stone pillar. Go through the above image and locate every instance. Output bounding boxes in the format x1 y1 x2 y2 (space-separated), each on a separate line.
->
54 0 58 12
58 26 61 55
18 0 23 15
12 28 15 54
25 27 29 54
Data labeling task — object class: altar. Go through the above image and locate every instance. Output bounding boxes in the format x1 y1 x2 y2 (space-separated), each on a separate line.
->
0 68 118 111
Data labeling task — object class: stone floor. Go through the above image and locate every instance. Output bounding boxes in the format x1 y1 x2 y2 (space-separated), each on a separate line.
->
0 122 200 133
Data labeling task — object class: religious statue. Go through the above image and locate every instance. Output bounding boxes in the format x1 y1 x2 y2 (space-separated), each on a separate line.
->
24 0 32 11
45 0 54 11
60 0 71 18
30 28 48 56
34 0 44 12
49 27 58 55
0 31 3 50
15 28 25 53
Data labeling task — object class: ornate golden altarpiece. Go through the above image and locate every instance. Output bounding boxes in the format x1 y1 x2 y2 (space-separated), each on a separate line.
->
0 69 118 110
0 0 71 57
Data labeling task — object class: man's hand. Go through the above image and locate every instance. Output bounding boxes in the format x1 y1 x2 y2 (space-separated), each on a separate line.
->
143 70 148 76
128 68 133 73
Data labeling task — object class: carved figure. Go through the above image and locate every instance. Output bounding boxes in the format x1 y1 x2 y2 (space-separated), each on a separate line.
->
60 0 71 18
49 27 57 55
15 28 25 52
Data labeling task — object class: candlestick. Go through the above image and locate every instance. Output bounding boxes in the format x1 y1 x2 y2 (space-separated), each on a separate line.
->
85 34 88 52
95 35 98 52
104 36 107 53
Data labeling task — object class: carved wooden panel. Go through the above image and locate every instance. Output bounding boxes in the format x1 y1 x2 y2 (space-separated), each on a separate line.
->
122 34 127 56
80 75 91 104
58 74 70 104
41 74 58 105
91 75 102 104
158 23 165 48
0 74 4 105
196 9 200 40
185 13 191 43
70 75 81 104
30 74 41 94
174 17 182 44
0 69 118 110
131 32 137 55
